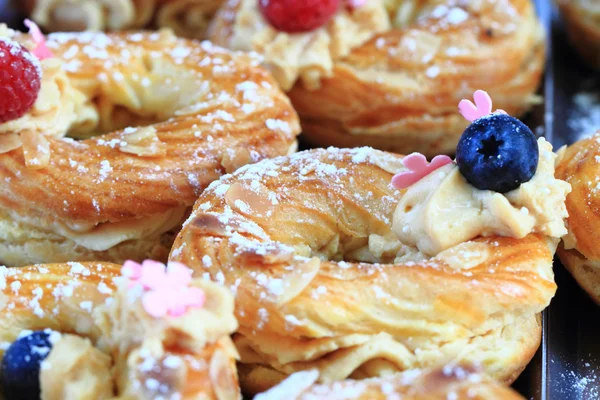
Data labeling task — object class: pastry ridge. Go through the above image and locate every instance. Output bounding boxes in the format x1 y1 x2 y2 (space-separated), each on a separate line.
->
170 147 557 393
0 28 300 267
209 0 545 156
0 262 241 399
556 131 600 303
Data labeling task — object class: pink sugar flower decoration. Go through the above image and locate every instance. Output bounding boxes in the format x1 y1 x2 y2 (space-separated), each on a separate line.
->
458 90 506 123
24 19 53 60
391 153 453 189
122 260 143 280
121 260 206 318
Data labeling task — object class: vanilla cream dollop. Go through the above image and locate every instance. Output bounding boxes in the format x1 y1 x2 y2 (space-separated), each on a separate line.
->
0 27 98 139
226 0 390 90
94 275 239 399
0 59 98 138
41 335 113 400
393 138 572 256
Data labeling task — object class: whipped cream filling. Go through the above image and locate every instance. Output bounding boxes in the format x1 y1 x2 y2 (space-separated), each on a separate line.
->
0 27 97 140
226 0 390 90
41 335 113 400
59 207 187 251
393 138 571 257
6 207 187 252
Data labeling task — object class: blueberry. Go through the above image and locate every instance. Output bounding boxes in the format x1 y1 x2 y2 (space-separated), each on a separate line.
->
456 114 538 193
1 330 54 400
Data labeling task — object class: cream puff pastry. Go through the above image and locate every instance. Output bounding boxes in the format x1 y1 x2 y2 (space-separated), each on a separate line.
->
170 92 569 393
209 0 545 156
24 0 225 40
254 366 525 400
556 131 600 303
557 0 600 69
0 25 299 267
0 261 240 399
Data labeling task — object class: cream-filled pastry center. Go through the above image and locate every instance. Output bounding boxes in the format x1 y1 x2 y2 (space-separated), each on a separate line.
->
225 0 390 90
0 27 214 142
393 138 571 257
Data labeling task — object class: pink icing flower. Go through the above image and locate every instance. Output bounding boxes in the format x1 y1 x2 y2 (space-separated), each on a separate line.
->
391 153 453 189
23 19 53 60
458 90 506 123
121 260 206 318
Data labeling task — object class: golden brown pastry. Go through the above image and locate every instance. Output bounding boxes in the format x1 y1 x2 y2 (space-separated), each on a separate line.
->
23 0 155 32
254 366 525 400
557 0 600 69
170 143 567 394
0 261 240 399
209 0 545 156
556 131 600 303
23 0 226 40
156 0 227 40
0 26 299 267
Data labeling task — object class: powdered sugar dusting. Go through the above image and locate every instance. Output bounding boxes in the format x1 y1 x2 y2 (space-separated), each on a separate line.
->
183 147 413 320
570 91 600 140
0 263 116 321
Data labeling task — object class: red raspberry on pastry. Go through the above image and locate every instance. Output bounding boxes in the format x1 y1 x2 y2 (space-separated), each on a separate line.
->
0 38 41 123
259 0 341 33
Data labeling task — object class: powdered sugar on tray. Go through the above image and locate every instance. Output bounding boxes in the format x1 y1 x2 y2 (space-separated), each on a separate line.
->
570 91 600 140
552 356 599 399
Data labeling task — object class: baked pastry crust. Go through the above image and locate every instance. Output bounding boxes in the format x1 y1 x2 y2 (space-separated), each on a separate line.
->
170 147 557 394
24 0 225 40
209 0 545 156
0 262 240 399
0 29 299 267
556 132 600 303
254 366 525 400
557 0 600 69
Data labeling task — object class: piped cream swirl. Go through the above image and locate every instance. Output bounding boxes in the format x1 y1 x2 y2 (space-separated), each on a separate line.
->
224 0 390 90
393 138 571 256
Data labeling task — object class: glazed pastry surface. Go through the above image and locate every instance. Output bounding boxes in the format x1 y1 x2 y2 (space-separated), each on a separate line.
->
556 131 600 303
0 262 240 399
0 27 299 267
209 0 545 155
170 147 560 393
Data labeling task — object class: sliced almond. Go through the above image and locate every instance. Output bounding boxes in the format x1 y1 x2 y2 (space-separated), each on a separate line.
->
190 213 228 236
434 242 491 271
119 126 166 157
254 370 319 400
21 130 50 169
0 133 22 154
209 348 239 400
225 182 275 218
273 257 321 306
221 148 253 174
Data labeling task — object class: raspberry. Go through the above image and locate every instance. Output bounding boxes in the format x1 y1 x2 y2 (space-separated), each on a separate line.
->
259 0 340 33
0 38 41 123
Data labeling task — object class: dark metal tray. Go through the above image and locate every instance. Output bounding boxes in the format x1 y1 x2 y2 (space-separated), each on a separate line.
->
1 0 599 399
543 3 600 400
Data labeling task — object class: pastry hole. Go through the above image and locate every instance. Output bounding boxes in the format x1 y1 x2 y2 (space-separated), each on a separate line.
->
53 43 210 142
